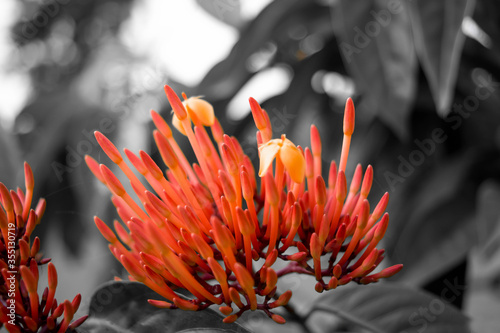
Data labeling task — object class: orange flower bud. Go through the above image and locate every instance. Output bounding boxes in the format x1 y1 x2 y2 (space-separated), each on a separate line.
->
95 131 122 164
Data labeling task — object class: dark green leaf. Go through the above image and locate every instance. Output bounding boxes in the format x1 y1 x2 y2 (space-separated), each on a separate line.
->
408 0 476 116
80 281 250 333
333 0 417 139
309 283 470 333
384 150 476 285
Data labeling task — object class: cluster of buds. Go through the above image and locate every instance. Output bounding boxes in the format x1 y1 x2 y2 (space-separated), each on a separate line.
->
88 85 402 323
0 163 87 332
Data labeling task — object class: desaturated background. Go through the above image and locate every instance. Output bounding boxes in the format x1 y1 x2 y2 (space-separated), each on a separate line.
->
1 0 500 332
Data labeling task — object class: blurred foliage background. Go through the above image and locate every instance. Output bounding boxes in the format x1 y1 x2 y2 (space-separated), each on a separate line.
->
1 0 500 331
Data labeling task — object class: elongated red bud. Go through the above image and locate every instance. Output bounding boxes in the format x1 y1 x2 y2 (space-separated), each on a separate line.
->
154 130 178 169
95 131 122 163
85 155 105 183
249 97 267 130
315 176 327 205
164 85 187 120
344 97 355 136
24 162 34 190
99 165 125 196
94 216 117 243
269 290 292 308
151 109 172 138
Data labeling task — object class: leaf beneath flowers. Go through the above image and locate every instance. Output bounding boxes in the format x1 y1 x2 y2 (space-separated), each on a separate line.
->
308 283 470 333
79 281 250 333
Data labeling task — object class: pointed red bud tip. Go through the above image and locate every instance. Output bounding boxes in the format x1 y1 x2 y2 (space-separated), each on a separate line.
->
349 164 363 193
236 207 254 236
223 314 239 323
343 97 355 136
154 130 178 169
164 85 187 120
85 155 105 184
240 170 253 200
48 262 58 290
99 164 126 196
219 170 236 203
24 162 34 190
350 248 379 278
264 248 279 267
229 287 244 308
327 276 338 289
72 294 82 311
173 297 199 311
357 200 370 230
19 239 29 262
233 262 255 291
221 144 238 174
139 151 164 180
95 131 122 164
333 264 342 278
304 147 313 178
328 161 337 189
151 109 173 138
376 264 403 278
360 165 373 196
249 97 267 130
271 314 287 324
120 255 145 282
315 176 327 205
310 233 322 260
211 118 224 144
94 216 117 243
374 213 389 240
148 299 174 308
23 316 38 332
52 303 65 319
292 202 302 228
30 235 40 257
310 125 322 156
372 192 389 222
335 171 347 201
0 183 13 212
124 149 147 175
211 216 235 249
68 315 89 330
286 251 307 261
219 306 233 316
20 266 37 294
264 173 279 206
270 290 292 308
265 268 278 291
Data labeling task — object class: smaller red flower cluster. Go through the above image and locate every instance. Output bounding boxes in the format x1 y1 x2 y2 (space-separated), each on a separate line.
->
0 163 87 333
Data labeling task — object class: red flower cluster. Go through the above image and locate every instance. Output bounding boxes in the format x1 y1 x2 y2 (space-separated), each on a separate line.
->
89 86 402 323
0 163 87 332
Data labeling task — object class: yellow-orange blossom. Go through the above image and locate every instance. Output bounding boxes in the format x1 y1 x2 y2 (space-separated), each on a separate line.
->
87 85 402 323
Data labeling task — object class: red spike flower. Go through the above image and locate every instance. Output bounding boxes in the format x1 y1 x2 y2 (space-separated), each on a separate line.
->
89 86 402 324
0 163 87 332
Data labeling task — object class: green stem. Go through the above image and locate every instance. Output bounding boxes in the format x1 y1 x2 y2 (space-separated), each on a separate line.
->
306 304 385 333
